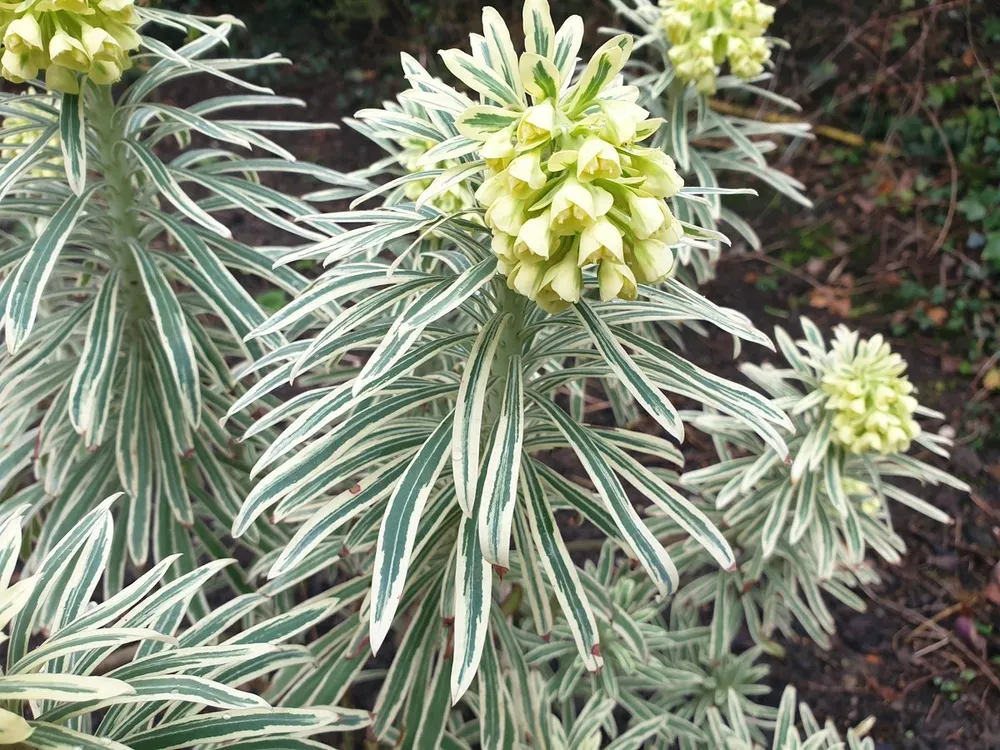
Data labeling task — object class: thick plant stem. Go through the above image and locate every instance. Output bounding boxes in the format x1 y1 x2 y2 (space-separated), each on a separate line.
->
91 85 148 322
486 282 526 423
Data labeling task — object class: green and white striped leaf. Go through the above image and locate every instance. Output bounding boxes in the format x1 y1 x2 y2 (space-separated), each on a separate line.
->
564 35 632 113
0 121 59 202
4 185 96 353
523 0 555 57
453 312 509 516
553 14 584 85
130 245 201 427
531 396 678 597
270 458 408 580
521 458 601 670
576 298 683 441
600 442 735 571
352 258 495 397
511 506 553 638
451 492 493 703
520 53 560 101
479 634 506 750
409 649 453 750
372 590 442 738
478 355 524 568
126 140 231 238
59 92 87 194
24 722 130 750
761 481 795 559
370 413 454 654
68 271 122 440
0 675 132 702
126 708 360 750
439 49 522 109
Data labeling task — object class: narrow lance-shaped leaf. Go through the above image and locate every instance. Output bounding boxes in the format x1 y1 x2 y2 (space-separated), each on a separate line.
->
68 270 122 439
598 442 736 572
59 92 87 194
531 395 678 598
453 312 509 517
0 122 58 201
4 185 97 353
352 257 496 397
126 139 232 239
478 355 524 569
370 413 455 654
130 244 201 427
761 481 795 559
520 457 601 671
451 456 494 704
523 0 555 57
575 298 683 442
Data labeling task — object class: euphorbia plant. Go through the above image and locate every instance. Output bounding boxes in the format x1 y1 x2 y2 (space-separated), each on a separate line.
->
607 0 812 282
231 0 803 741
0 4 341 606
676 320 969 653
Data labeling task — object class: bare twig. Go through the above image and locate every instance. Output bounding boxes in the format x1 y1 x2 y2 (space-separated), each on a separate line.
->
863 586 1000 693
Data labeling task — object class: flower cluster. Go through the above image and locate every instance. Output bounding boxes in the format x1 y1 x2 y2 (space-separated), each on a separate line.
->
660 0 776 94
0 88 61 177
0 0 141 93
398 136 476 216
452 13 686 312
820 328 921 455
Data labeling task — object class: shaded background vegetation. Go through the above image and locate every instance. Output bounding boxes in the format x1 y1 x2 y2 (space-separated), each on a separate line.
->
149 0 1000 747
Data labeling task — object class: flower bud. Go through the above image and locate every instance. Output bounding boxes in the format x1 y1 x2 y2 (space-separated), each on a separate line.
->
631 148 684 198
550 177 613 237
536 253 583 313
482 128 516 172
578 217 624 266
506 150 547 198
49 29 91 75
507 258 545 299
485 194 527 236
0 0 141 87
576 137 622 182
4 16 44 57
517 101 557 146
598 260 637 301
514 210 553 260
599 99 651 146
821 327 922 455
626 191 668 239
630 238 675 284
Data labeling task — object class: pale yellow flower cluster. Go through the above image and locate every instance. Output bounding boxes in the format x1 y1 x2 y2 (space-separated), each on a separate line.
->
472 107 684 313
398 137 476 217
842 478 881 517
0 88 61 177
0 0 141 93
660 0 775 94
454 41 686 311
820 328 921 456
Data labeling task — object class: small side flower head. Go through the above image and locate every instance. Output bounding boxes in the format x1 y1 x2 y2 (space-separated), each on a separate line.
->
659 0 777 94
820 327 921 456
399 136 477 215
0 0 141 92
449 0 688 311
0 87 62 178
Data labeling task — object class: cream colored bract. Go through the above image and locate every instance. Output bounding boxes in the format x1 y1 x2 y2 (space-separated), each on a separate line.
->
0 0 140 92
447 0 686 311
660 0 776 94
820 327 921 455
